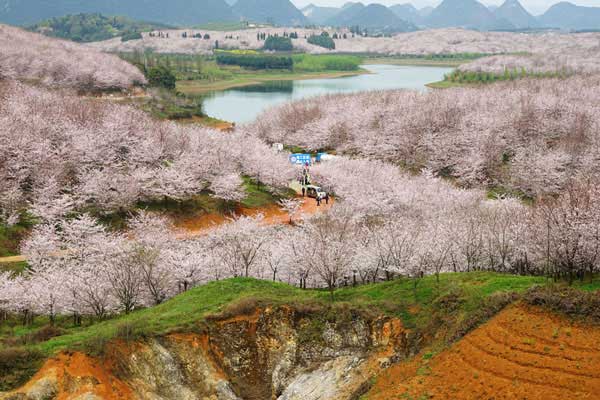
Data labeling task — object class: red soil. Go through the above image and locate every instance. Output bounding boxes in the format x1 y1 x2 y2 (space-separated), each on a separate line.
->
175 196 333 238
367 304 600 400
21 351 133 400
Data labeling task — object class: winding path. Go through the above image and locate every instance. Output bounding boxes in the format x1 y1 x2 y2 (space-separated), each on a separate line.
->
0 196 333 264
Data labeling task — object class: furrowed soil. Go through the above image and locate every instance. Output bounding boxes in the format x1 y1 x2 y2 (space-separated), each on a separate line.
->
366 304 600 400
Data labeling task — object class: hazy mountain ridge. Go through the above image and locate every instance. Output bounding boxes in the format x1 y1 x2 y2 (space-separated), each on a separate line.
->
232 0 308 25
301 4 341 25
333 3 416 31
425 0 514 30
493 0 538 29
1 0 599 33
539 1 600 30
389 3 423 25
0 0 236 26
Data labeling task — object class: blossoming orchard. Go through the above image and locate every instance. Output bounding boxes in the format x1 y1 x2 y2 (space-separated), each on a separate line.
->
2 23 600 324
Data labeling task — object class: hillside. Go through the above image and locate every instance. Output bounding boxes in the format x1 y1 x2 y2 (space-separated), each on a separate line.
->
0 24 145 90
27 13 172 42
425 0 514 30
2 273 599 398
232 0 308 26
0 0 236 27
493 0 537 29
539 1 600 30
367 299 600 399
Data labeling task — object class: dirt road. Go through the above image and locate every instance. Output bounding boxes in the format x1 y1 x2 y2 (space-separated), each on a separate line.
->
0 196 333 263
175 196 333 238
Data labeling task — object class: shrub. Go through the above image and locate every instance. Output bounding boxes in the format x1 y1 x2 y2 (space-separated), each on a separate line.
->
2 325 65 347
215 51 292 70
307 33 335 50
207 297 261 321
292 54 361 72
450 291 519 341
263 36 293 51
0 347 45 391
523 285 600 322
147 66 176 89
121 31 143 42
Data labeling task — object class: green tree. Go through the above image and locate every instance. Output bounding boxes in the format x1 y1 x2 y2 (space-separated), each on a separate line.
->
147 66 176 89
263 36 293 51
307 33 335 50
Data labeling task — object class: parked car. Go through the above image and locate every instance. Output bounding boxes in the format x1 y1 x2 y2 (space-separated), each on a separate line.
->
305 185 327 199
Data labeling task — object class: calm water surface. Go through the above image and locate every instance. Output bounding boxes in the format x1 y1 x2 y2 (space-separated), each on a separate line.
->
201 64 453 124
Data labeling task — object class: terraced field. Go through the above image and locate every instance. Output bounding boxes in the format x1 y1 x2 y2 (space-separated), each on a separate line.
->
367 304 600 400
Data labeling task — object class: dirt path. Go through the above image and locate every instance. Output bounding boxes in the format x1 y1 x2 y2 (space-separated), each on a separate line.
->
0 255 26 264
367 304 600 400
0 196 333 263
174 196 333 238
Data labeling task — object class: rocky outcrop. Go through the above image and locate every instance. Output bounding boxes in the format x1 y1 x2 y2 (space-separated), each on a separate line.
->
2 305 407 400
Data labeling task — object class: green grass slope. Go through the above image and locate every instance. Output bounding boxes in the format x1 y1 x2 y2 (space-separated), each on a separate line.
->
2 272 599 390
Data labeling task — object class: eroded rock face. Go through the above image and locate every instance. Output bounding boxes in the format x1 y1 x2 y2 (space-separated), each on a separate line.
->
3 306 406 400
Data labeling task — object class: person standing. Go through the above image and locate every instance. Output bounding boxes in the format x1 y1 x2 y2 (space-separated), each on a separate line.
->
301 186 305 197
316 195 321 207
324 192 329 205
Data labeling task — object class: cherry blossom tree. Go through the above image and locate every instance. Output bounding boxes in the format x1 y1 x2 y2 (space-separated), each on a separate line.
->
209 215 270 278
0 24 146 90
279 198 302 224
301 211 357 301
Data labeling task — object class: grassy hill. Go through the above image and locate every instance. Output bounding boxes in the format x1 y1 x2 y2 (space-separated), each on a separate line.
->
5 272 600 355
2 272 599 391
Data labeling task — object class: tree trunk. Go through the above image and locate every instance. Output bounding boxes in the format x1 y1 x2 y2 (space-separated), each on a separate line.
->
413 278 419 302
329 285 335 303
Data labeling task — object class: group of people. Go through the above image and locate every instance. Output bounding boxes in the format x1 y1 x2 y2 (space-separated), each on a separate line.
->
316 191 329 206
298 162 329 206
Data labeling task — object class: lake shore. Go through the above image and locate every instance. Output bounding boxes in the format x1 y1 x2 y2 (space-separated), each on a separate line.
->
177 68 369 94
363 57 467 68
426 80 480 89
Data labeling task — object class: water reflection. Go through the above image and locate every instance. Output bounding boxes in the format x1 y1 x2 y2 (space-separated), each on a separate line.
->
235 80 294 93
199 64 453 124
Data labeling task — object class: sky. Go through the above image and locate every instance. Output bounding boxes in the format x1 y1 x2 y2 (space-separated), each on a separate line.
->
291 0 600 15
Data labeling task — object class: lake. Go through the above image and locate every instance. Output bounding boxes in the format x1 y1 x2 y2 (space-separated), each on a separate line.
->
201 64 453 124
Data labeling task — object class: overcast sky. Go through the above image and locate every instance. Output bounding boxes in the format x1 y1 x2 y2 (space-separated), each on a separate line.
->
291 0 600 15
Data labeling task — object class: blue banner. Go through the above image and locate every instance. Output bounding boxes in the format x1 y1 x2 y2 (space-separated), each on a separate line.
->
289 153 312 165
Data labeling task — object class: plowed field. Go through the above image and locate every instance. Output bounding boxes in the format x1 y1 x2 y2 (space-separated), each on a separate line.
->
367 304 600 400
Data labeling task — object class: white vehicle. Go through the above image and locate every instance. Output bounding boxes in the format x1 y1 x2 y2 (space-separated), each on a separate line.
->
305 185 327 199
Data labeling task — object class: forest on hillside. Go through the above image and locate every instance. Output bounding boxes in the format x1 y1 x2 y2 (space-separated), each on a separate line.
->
27 13 172 42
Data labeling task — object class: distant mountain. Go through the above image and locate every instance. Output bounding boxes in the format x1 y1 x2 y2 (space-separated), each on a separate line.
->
325 2 364 26
301 4 341 25
0 0 236 26
341 2 362 11
389 3 421 24
539 1 600 30
493 0 537 29
487 5 498 11
425 0 514 30
417 6 434 17
232 0 308 25
327 3 416 31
